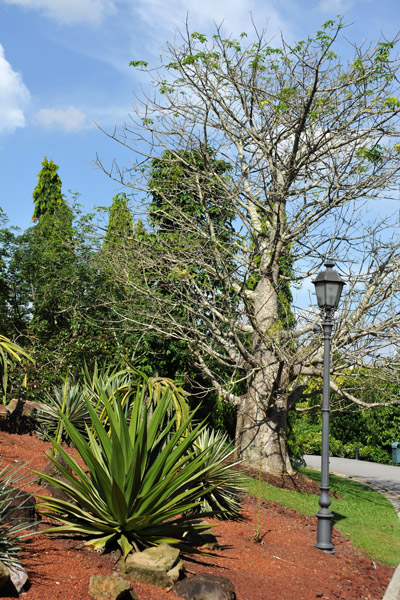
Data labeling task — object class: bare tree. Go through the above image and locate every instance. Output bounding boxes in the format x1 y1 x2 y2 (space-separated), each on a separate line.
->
98 19 400 474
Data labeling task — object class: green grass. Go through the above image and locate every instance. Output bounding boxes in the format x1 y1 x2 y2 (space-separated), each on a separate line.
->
243 467 400 566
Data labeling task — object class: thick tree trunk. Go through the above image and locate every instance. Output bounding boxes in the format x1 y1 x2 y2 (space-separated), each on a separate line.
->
234 270 296 474
235 389 294 474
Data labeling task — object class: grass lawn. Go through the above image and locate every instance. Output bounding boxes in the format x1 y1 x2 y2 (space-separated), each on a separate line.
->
244 466 400 566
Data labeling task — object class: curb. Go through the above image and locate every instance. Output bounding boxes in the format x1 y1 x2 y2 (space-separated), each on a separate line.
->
383 563 400 600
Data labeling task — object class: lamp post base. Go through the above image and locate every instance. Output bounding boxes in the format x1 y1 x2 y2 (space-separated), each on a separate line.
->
315 508 335 554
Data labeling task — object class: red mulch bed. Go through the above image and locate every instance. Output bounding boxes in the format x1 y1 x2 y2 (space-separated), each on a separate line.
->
0 431 395 600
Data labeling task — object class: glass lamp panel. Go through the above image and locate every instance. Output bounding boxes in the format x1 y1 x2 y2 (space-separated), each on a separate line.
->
325 282 339 307
335 282 344 306
314 281 326 307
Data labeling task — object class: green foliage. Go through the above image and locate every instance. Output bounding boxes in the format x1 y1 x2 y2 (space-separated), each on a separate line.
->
148 146 233 240
36 379 90 444
129 60 149 68
103 193 133 250
32 157 65 222
190 428 243 519
203 396 237 440
0 462 35 569
36 382 230 557
0 335 33 403
81 363 191 433
287 371 399 464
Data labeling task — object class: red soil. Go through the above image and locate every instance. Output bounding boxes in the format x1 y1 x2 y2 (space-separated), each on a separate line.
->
0 431 395 600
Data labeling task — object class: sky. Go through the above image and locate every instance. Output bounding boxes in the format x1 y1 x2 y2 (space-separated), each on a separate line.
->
0 0 399 233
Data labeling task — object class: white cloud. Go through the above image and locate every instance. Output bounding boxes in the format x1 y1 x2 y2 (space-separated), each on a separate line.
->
317 0 371 12
0 44 30 134
2 0 116 26
132 0 288 42
34 106 91 132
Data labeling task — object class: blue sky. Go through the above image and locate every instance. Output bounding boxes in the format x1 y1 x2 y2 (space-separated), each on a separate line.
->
0 0 399 232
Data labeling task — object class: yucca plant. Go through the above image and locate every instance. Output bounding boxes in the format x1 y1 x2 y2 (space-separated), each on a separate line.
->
0 461 35 569
35 384 223 558
0 335 33 404
82 363 191 434
36 378 90 444
189 428 243 520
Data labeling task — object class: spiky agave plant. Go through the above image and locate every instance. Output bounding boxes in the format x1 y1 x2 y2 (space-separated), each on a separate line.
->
0 461 35 569
189 428 243 520
36 378 91 444
82 363 191 434
35 384 224 558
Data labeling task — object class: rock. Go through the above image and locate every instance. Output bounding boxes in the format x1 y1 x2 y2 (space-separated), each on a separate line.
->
7 399 41 418
6 399 40 433
8 562 28 593
89 573 138 600
118 543 184 588
0 560 10 591
174 573 236 600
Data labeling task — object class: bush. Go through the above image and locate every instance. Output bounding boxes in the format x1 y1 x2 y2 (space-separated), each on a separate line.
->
36 379 242 557
36 379 90 444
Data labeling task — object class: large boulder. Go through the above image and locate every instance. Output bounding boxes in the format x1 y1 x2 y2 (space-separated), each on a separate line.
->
174 573 236 600
6 399 41 433
89 573 138 600
7 399 42 418
118 544 184 588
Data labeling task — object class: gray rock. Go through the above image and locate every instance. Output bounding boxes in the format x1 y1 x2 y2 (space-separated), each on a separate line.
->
118 543 184 588
174 573 236 600
8 562 28 593
0 560 10 591
89 573 138 600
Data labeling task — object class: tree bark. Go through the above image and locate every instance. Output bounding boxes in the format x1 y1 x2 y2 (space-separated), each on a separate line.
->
235 367 295 475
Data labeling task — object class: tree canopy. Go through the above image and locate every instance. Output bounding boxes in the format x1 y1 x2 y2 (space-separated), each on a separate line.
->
97 19 400 473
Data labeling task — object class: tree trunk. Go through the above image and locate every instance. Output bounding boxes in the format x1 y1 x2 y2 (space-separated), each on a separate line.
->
235 366 295 475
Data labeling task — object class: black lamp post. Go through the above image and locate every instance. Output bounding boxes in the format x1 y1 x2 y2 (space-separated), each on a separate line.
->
312 260 345 553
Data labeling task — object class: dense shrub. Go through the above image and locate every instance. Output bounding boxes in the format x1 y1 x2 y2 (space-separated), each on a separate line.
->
36 377 242 557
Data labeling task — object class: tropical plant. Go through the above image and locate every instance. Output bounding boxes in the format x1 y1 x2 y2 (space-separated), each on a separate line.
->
82 363 190 432
0 461 35 569
36 378 90 444
35 384 226 557
0 335 33 404
189 427 243 519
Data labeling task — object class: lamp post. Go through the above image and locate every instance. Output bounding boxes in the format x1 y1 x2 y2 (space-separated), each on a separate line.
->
312 260 345 554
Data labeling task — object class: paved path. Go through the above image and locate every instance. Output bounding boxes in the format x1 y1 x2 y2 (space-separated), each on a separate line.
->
304 455 400 498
